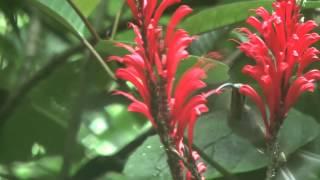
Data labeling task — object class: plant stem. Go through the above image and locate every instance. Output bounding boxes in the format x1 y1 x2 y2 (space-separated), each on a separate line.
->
265 117 283 180
163 138 184 180
266 137 281 180
110 0 125 40
79 36 116 80
154 78 184 180
153 78 201 180
67 0 100 43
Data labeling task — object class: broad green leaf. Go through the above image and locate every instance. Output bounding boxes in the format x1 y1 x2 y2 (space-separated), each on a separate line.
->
0 60 89 163
180 0 272 35
30 0 87 36
296 91 320 123
180 0 320 35
98 172 128 180
275 135 320 180
195 110 267 178
123 135 171 180
12 156 62 179
78 102 151 157
189 28 231 56
303 1 320 8
177 56 230 84
72 0 100 17
279 109 320 155
276 150 320 180
199 108 319 178
123 107 319 179
0 100 67 163
0 156 79 179
0 13 7 34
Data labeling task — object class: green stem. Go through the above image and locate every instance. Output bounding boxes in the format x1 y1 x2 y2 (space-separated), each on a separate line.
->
79 36 116 80
265 136 281 180
110 0 126 40
67 0 100 43
265 116 284 180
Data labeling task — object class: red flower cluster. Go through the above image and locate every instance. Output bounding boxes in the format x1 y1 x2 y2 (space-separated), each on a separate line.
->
238 0 320 138
109 0 208 178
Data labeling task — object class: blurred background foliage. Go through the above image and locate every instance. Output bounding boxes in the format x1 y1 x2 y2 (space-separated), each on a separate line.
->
0 0 320 180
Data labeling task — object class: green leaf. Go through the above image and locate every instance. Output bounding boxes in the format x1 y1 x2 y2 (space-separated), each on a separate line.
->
276 151 320 180
72 0 101 17
180 0 320 35
95 40 131 58
0 99 68 163
195 110 267 178
98 172 128 180
279 109 320 155
12 156 62 179
189 28 231 56
296 91 320 123
275 135 320 180
122 107 319 179
177 56 230 84
123 135 171 180
78 102 151 157
0 60 89 163
30 0 87 36
180 0 272 35
303 1 320 8
201 108 319 177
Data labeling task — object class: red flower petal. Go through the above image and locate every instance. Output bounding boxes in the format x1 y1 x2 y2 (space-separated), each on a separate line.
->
116 67 150 103
126 0 139 20
113 91 155 126
165 5 193 46
114 42 135 53
187 104 208 151
304 69 320 81
284 77 315 113
166 29 194 80
174 95 208 146
153 0 180 26
144 0 157 25
172 68 206 119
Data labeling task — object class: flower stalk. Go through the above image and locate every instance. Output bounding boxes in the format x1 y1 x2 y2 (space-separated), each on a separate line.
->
265 133 280 180
153 78 184 180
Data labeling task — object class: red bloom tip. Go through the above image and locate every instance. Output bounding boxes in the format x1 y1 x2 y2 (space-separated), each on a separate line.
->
284 77 315 113
113 90 156 126
165 5 193 46
126 0 139 20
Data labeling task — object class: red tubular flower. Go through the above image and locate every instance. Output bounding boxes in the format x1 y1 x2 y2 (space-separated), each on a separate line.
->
238 0 320 139
109 0 208 179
